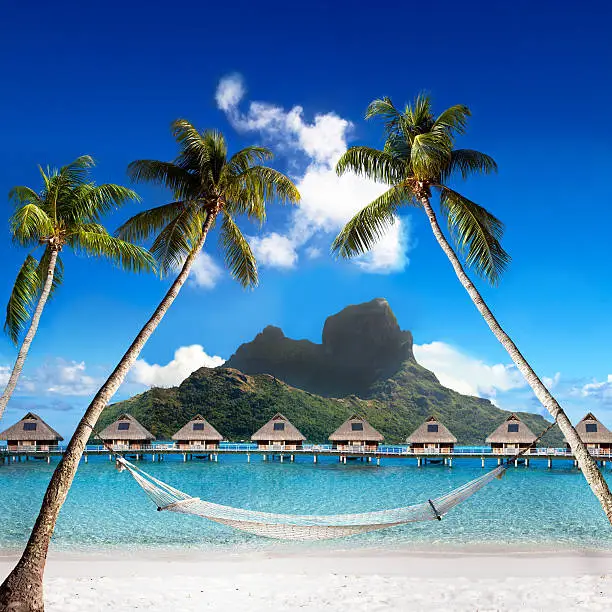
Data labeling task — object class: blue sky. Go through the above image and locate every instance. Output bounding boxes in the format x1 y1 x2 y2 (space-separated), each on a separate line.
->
0 0 611 436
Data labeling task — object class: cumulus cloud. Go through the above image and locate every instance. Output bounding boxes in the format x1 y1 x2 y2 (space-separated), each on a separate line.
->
131 345 226 388
580 375 612 403
215 74 410 274
543 372 561 390
23 359 101 396
249 232 298 269
0 365 9 386
215 74 246 112
413 341 526 400
189 253 223 289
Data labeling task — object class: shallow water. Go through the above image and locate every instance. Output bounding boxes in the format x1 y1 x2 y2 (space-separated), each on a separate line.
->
1 453 611 553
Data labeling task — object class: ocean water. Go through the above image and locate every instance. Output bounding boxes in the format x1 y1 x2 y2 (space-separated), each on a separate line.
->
1 453 611 553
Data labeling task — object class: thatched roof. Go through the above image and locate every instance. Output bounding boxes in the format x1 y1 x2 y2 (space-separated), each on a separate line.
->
97 414 155 441
251 413 305 442
172 415 223 441
407 416 457 444
574 412 612 444
486 414 536 444
329 414 384 442
0 412 63 442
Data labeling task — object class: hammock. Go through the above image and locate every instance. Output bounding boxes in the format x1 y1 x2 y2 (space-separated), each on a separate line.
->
118 457 505 540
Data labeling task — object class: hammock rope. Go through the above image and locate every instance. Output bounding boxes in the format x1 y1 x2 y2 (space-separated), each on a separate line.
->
117 456 505 540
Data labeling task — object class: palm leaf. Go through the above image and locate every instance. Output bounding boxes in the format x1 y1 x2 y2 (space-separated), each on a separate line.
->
331 184 416 258
68 225 157 273
4 255 40 344
444 149 497 180
432 104 471 138
438 186 510 285
336 147 405 184
9 203 54 247
149 207 204 275
127 160 196 200
220 212 258 288
116 200 191 243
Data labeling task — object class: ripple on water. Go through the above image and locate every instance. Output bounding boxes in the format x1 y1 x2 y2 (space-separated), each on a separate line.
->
1 455 611 553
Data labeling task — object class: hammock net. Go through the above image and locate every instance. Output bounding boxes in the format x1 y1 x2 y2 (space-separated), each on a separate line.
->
118 457 505 540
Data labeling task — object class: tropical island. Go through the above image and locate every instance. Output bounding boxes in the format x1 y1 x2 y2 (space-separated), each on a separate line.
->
101 299 563 446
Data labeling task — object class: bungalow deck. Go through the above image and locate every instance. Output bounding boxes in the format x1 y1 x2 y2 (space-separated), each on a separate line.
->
1 443 611 468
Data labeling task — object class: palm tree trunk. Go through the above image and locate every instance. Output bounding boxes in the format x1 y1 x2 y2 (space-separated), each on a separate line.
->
0 214 214 612
419 194 612 522
0 248 59 421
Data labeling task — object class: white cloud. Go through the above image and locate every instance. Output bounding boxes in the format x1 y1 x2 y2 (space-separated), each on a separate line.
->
413 341 526 400
543 372 561 390
189 253 223 289
305 246 322 259
216 74 410 274
131 345 225 388
581 375 612 403
0 365 9 386
215 73 246 112
249 232 298 269
32 359 100 396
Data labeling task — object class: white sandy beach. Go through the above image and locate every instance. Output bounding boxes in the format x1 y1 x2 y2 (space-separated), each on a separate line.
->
2 548 611 611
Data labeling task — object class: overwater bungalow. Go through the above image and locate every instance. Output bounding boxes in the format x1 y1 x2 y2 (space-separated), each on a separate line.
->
251 413 305 450
97 413 155 450
329 414 384 452
486 414 536 454
0 412 63 451
407 416 457 453
172 415 223 450
570 413 612 455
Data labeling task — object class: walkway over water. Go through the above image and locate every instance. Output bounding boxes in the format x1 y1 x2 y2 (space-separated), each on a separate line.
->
2 443 611 468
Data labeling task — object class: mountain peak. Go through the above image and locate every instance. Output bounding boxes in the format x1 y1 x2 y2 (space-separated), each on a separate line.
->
225 299 414 397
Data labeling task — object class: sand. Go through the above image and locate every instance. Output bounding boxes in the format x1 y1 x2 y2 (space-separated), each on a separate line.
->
1 548 612 611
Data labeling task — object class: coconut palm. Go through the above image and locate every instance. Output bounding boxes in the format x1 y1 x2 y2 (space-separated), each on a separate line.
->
332 94 612 522
0 155 155 421
0 120 299 612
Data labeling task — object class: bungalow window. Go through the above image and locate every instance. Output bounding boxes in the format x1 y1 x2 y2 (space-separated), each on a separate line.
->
118 422 130 431
351 423 364 431
507 423 519 433
273 422 285 431
23 422 37 431
586 423 598 433
193 423 205 431
427 424 439 433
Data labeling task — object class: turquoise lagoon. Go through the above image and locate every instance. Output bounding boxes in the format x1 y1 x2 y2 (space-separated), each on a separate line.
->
1 452 611 553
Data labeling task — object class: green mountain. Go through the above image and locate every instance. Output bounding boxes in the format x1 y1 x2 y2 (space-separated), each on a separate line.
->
100 299 562 446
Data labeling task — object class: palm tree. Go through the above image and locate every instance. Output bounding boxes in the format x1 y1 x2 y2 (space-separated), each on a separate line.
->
332 94 612 522
0 120 299 612
0 155 155 421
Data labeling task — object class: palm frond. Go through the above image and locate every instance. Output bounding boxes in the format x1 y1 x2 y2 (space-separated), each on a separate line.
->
57 155 95 188
149 207 204 275
9 203 54 247
127 160 196 200
4 255 40 344
116 200 190 243
438 186 510 285
8 186 43 207
411 131 453 179
331 184 416 258
444 149 497 180
220 212 258 288
365 97 402 129
69 225 157 273
432 104 471 138
336 146 405 183
68 183 141 222
226 146 273 176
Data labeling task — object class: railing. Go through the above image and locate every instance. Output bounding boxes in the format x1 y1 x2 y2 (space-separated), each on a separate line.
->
2 444 612 459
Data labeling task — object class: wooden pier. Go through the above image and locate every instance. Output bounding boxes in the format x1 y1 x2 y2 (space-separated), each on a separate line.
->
1 443 611 468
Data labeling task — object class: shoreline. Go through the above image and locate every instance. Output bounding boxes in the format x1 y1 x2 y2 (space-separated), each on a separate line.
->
2 548 611 611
